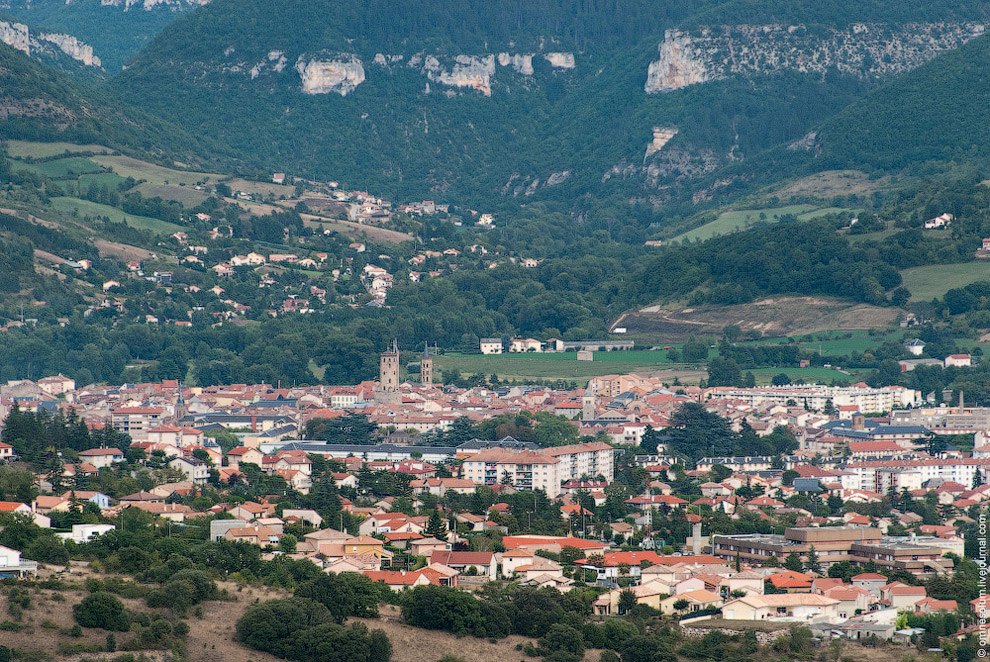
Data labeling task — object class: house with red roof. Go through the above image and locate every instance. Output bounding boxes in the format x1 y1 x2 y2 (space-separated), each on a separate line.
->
767 570 813 593
915 597 958 614
362 569 436 591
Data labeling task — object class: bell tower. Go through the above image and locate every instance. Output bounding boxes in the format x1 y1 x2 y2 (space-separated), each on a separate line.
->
378 339 400 394
420 342 433 386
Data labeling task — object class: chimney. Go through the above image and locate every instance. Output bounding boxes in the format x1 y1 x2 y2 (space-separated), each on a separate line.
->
692 521 702 555
958 390 964 414
251 415 257 432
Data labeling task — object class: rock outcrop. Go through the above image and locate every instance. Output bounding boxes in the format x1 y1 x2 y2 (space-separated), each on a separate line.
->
39 32 101 67
645 126 679 158
544 52 575 68
0 20 102 67
295 54 365 95
0 21 29 55
419 54 496 96
646 23 986 92
98 0 209 10
497 52 534 75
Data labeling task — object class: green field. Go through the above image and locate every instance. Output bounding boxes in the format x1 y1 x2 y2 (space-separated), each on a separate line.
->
134 182 211 206
673 205 857 243
431 350 861 385
78 172 129 191
9 156 103 179
900 262 988 301
50 197 184 234
6 141 112 159
793 331 901 356
91 155 222 187
749 367 863 385
434 353 675 381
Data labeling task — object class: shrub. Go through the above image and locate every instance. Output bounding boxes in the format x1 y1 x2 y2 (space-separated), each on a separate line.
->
73 592 129 631
235 598 331 658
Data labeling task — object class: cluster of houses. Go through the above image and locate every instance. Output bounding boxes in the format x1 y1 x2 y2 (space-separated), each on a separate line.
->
2 367 990 640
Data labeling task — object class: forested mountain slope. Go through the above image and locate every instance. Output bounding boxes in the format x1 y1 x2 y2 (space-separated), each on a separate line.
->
0 0 206 71
111 0 990 204
0 42 213 163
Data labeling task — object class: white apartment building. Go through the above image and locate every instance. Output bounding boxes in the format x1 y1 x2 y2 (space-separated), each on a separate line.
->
462 450 562 494
842 458 990 492
110 407 165 442
542 441 615 483
461 441 615 496
705 385 921 413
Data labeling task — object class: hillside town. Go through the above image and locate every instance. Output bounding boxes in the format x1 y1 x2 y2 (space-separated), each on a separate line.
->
0 338 987 655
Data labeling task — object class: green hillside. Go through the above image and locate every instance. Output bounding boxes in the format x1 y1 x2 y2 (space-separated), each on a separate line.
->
0 41 214 165
0 0 202 71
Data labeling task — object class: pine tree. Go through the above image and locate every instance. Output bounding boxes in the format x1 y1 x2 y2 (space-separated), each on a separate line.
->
425 509 447 541
804 546 821 574
784 552 803 572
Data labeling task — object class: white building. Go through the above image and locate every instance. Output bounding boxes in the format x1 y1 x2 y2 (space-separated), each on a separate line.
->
479 338 503 355
57 524 116 544
722 594 841 623
705 385 920 412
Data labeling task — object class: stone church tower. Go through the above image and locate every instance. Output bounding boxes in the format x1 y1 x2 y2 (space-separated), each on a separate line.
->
420 343 433 386
378 339 400 397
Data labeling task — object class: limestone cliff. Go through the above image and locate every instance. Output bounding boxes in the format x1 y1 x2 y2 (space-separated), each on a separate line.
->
39 33 101 67
417 54 496 96
98 0 209 10
0 20 102 67
0 21 29 55
544 52 575 68
497 52 533 75
295 54 365 95
646 23 986 92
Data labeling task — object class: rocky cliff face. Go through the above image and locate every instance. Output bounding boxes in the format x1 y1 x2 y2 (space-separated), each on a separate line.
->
0 20 102 67
39 32 101 67
416 54 496 96
646 23 986 92
97 0 209 10
295 54 365 95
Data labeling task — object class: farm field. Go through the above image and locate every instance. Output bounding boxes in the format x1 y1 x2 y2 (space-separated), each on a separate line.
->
749 366 863 384
91 154 222 186
6 140 113 158
771 169 890 200
900 262 989 300
78 172 129 190
50 196 184 234
672 205 858 243
792 331 902 355
8 156 103 179
134 182 211 206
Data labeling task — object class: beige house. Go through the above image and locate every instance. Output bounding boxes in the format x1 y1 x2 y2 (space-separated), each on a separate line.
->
479 338 503 354
659 589 723 615
226 447 264 468
722 594 841 623
594 581 670 615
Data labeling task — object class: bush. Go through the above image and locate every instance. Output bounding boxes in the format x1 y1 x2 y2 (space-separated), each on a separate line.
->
73 592 130 631
539 624 585 657
235 598 332 658
146 579 197 613
294 574 356 623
